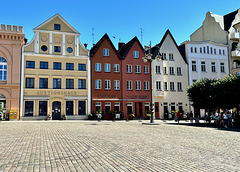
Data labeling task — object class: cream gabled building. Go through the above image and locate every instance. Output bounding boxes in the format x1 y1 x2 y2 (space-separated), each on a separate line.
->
190 9 240 76
20 14 90 120
151 30 189 119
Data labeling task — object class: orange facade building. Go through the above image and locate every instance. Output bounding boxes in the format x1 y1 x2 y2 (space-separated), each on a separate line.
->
0 25 25 120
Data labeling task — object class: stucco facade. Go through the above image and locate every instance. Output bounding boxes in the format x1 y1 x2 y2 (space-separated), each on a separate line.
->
20 14 90 120
0 25 25 120
152 30 189 119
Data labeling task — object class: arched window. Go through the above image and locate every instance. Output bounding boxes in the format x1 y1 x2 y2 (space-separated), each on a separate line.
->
0 57 7 81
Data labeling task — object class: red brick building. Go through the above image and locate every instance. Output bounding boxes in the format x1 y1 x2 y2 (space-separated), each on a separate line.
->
119 37 151 119
90 34 122 119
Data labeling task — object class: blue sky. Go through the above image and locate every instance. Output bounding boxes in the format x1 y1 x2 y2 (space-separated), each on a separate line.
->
1 0 240 49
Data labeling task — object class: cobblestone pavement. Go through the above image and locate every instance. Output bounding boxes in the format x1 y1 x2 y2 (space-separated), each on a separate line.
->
0 120 239 172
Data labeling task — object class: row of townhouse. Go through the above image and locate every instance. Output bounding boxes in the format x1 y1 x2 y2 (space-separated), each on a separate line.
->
0 9 240 120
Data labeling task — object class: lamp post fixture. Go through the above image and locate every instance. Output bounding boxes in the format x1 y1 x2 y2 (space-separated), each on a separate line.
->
143 45 162 123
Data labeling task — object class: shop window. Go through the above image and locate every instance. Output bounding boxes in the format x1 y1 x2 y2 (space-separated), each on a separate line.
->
66 101 74 115
25 101 34 116
39 101 47 116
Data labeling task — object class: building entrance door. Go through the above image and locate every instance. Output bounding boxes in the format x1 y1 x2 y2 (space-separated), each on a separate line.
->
155 102 159 119
139 102 142 117
52 101 61 120
0 94 6 120
78 101 86 115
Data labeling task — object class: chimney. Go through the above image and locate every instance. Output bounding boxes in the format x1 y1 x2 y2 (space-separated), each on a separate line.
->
1 24 6 31
13 26 17 32
118 42 125 50
84 43 88 49
7 25 11 31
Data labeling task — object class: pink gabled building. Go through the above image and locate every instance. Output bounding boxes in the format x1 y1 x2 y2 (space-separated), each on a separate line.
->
119 37 151 119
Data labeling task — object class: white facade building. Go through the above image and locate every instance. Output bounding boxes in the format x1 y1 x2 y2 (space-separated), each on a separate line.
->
181 41 229 85
152 30 189 119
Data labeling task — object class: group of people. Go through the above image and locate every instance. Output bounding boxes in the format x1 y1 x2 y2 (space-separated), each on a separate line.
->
215 111 233 128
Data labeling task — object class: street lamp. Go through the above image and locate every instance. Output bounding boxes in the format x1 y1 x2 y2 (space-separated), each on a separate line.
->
143 44 162 123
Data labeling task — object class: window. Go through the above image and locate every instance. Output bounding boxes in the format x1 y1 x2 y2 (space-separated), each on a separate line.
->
25 101 34 116
39 101 47 116
66 101 74 115
177 82 182 91
214 49 216 54
26 61 35 69
192 61 196 71
135 65 140 73
220 63 225 73
105 102 111 113
144 81 149 90
41 45 48 52
207 46 209 54
145 103 150 112
54 46 61 52
156 66 161 74
127 103 133 114
219 49 222 55
95 102 101 112
78 79 86 89
169 53 174 60
39 78 48 89
103 48 109 56
114 64 119 72
136 81 141 90
164 82 168 91
66 79 74 89
211 62 216 72
162 53 167 60
200 47 202 53
105 64 110 72
164 67 167 74
95 80 101 89
78 64 86 71
195 47 197 53
53 78 61 89
144 66 149 74
201 61 206 72
126 65 132 73
0 57 7 81
25 78 34 88
156 81 161 90
67 47 73 53
127 81 132 90
95 63 101 72
53 62 61 70
54 24 61 30
190 47 193 53
203 47 206 53
105 80 111 90
177 67 182 75
66 63 74 70
178 103 183 112
170 82 175 91
114 102 120 112
169 67 174 75
223 50 225 55
40 62 48 69
133 51 139 58
114 80 120 90
193 80 197 83
210 47 213 54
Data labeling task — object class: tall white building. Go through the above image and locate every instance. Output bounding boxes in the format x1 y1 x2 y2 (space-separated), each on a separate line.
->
151 30 189 119
180 41 229 85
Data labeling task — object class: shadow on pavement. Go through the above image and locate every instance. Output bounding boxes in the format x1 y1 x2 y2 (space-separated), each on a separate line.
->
165 122 240 132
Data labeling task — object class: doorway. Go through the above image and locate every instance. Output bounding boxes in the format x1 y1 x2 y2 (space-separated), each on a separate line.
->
52 101 61 120
78 101 86 115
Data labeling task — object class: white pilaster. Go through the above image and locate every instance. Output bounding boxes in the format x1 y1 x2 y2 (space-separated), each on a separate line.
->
49 33 53 54
20 52 25 118
62 34 66 55
75 35 79 56
87 57 91 114
197 58 201 80
34 31 39 53
188 59 192 85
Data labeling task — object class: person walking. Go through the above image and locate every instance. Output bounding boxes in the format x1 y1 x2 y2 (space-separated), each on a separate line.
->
176 111 180 123
190 111 193 123
228 111 233 128
223 111 228 128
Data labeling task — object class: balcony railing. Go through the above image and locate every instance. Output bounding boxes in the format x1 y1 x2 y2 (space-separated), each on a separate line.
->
232 50 240 57
230 32 239 41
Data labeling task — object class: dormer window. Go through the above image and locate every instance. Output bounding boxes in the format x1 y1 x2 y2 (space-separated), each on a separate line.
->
54 24 61 30
103 49 109 56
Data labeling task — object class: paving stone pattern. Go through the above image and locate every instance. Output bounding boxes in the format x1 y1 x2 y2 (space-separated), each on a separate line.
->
0 121 239 172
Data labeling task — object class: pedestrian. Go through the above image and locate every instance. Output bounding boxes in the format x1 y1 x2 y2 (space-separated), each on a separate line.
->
228 111 233 128
190 111 193 123
223 111 228 128
176 111 180 123
194 112 199 123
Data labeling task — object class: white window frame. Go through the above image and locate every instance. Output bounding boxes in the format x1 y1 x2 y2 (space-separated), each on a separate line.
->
114 80 120 90
95 102 101 112
164 82 168 91
105 80 111 90
133 51 139 58
169 67 174 75
156 66 161 74
95 79 101 89
127 80 132 90
192 61 197 72
103 48 109 56
24 100 35 116
105 102 111 112
114 64 119 72
162 53 167 60
105 63 111 72
127 65 132 73
144 66 149 74
144 81 149 90
211 62 216 72
177 82 182 91
220 62 225 73
135 65 141 73
95 63 101 72
169 53 174 60
136 81 141 90
170 82 175 91
177 67 182 75
156 81 161 90
201 61 206 72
